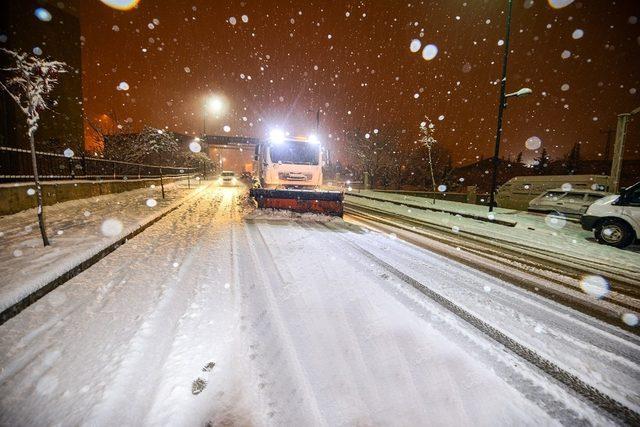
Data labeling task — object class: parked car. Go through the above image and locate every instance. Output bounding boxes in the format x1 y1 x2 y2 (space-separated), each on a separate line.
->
528 188 610 217
217 171 238 186
496 174 609 210
581 181 640 248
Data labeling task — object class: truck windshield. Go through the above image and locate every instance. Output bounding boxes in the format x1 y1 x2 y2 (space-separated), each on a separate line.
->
269 142 319 165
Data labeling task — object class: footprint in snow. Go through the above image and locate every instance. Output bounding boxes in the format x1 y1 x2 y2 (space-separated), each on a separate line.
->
192 361 216 395
192 378 207 395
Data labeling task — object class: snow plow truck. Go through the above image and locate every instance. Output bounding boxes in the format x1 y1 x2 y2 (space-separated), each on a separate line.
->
249 130 343 216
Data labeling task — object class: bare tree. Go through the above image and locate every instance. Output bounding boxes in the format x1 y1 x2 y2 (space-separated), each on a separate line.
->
343 129 395 188
0 49 68 246
419 117 438 203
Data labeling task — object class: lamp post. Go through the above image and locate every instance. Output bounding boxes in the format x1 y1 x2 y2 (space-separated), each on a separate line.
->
488 0 533 212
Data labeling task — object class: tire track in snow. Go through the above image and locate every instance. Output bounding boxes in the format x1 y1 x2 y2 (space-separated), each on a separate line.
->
253 220 430 420
334 215 640 408
324 221 640 425
242 220 328 425
244 218 571 425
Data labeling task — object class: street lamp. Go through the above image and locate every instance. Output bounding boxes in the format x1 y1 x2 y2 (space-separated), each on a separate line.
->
487 0 533 212
506 87 532 98
203 95 226 136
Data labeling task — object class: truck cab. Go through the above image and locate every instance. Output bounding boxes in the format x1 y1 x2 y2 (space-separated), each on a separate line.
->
581 181 640 248
254 136 323 189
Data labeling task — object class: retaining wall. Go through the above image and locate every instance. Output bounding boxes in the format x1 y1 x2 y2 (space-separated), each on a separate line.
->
0 178 182 216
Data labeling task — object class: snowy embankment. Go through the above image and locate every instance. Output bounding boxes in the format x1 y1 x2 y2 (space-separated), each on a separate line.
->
0 186 636 425
0 180 205 314
345 190 640 278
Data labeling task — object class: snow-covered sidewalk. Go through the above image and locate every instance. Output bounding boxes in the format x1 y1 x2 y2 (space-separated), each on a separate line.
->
0 180 205 314
345 190 640 280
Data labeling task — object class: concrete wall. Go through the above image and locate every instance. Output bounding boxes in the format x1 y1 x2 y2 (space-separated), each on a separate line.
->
0 178 180 216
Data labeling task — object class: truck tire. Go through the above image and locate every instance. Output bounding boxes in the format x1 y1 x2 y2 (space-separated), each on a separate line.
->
595 218 635 248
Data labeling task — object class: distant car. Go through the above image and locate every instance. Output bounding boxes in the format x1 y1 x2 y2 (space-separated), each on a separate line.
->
528 188 610 217
218 171 238 186
240 171 252 181
581 181 640 248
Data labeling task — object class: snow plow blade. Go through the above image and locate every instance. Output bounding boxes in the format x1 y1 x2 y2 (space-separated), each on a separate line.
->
250 188 344 217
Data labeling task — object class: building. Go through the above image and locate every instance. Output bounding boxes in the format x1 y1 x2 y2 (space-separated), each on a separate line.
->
0 0 83 153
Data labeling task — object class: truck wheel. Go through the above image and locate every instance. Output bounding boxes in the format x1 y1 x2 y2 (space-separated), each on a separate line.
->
595 219 635 248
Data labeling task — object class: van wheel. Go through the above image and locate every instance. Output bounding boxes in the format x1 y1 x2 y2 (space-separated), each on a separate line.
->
595 219 635 248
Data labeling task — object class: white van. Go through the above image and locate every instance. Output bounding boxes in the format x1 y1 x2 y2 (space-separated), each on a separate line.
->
496 175 609 210
581 181 640 248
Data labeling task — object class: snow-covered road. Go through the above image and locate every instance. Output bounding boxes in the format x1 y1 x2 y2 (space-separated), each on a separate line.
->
0 186 637 425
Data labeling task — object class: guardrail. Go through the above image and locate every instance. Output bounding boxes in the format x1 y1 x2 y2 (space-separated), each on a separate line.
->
0 146 197 182
348 188 491 206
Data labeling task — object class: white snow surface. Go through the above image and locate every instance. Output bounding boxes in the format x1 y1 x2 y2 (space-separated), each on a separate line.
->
0 186 636 425
345 190 640 278
0 180 202 312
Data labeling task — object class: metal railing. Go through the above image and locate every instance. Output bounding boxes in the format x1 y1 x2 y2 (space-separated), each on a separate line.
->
0 146 197 182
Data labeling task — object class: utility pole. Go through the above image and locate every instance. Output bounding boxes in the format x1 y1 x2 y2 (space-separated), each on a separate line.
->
608 106 639 193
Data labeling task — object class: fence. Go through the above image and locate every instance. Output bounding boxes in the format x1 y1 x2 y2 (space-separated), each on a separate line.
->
0 146 198 183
